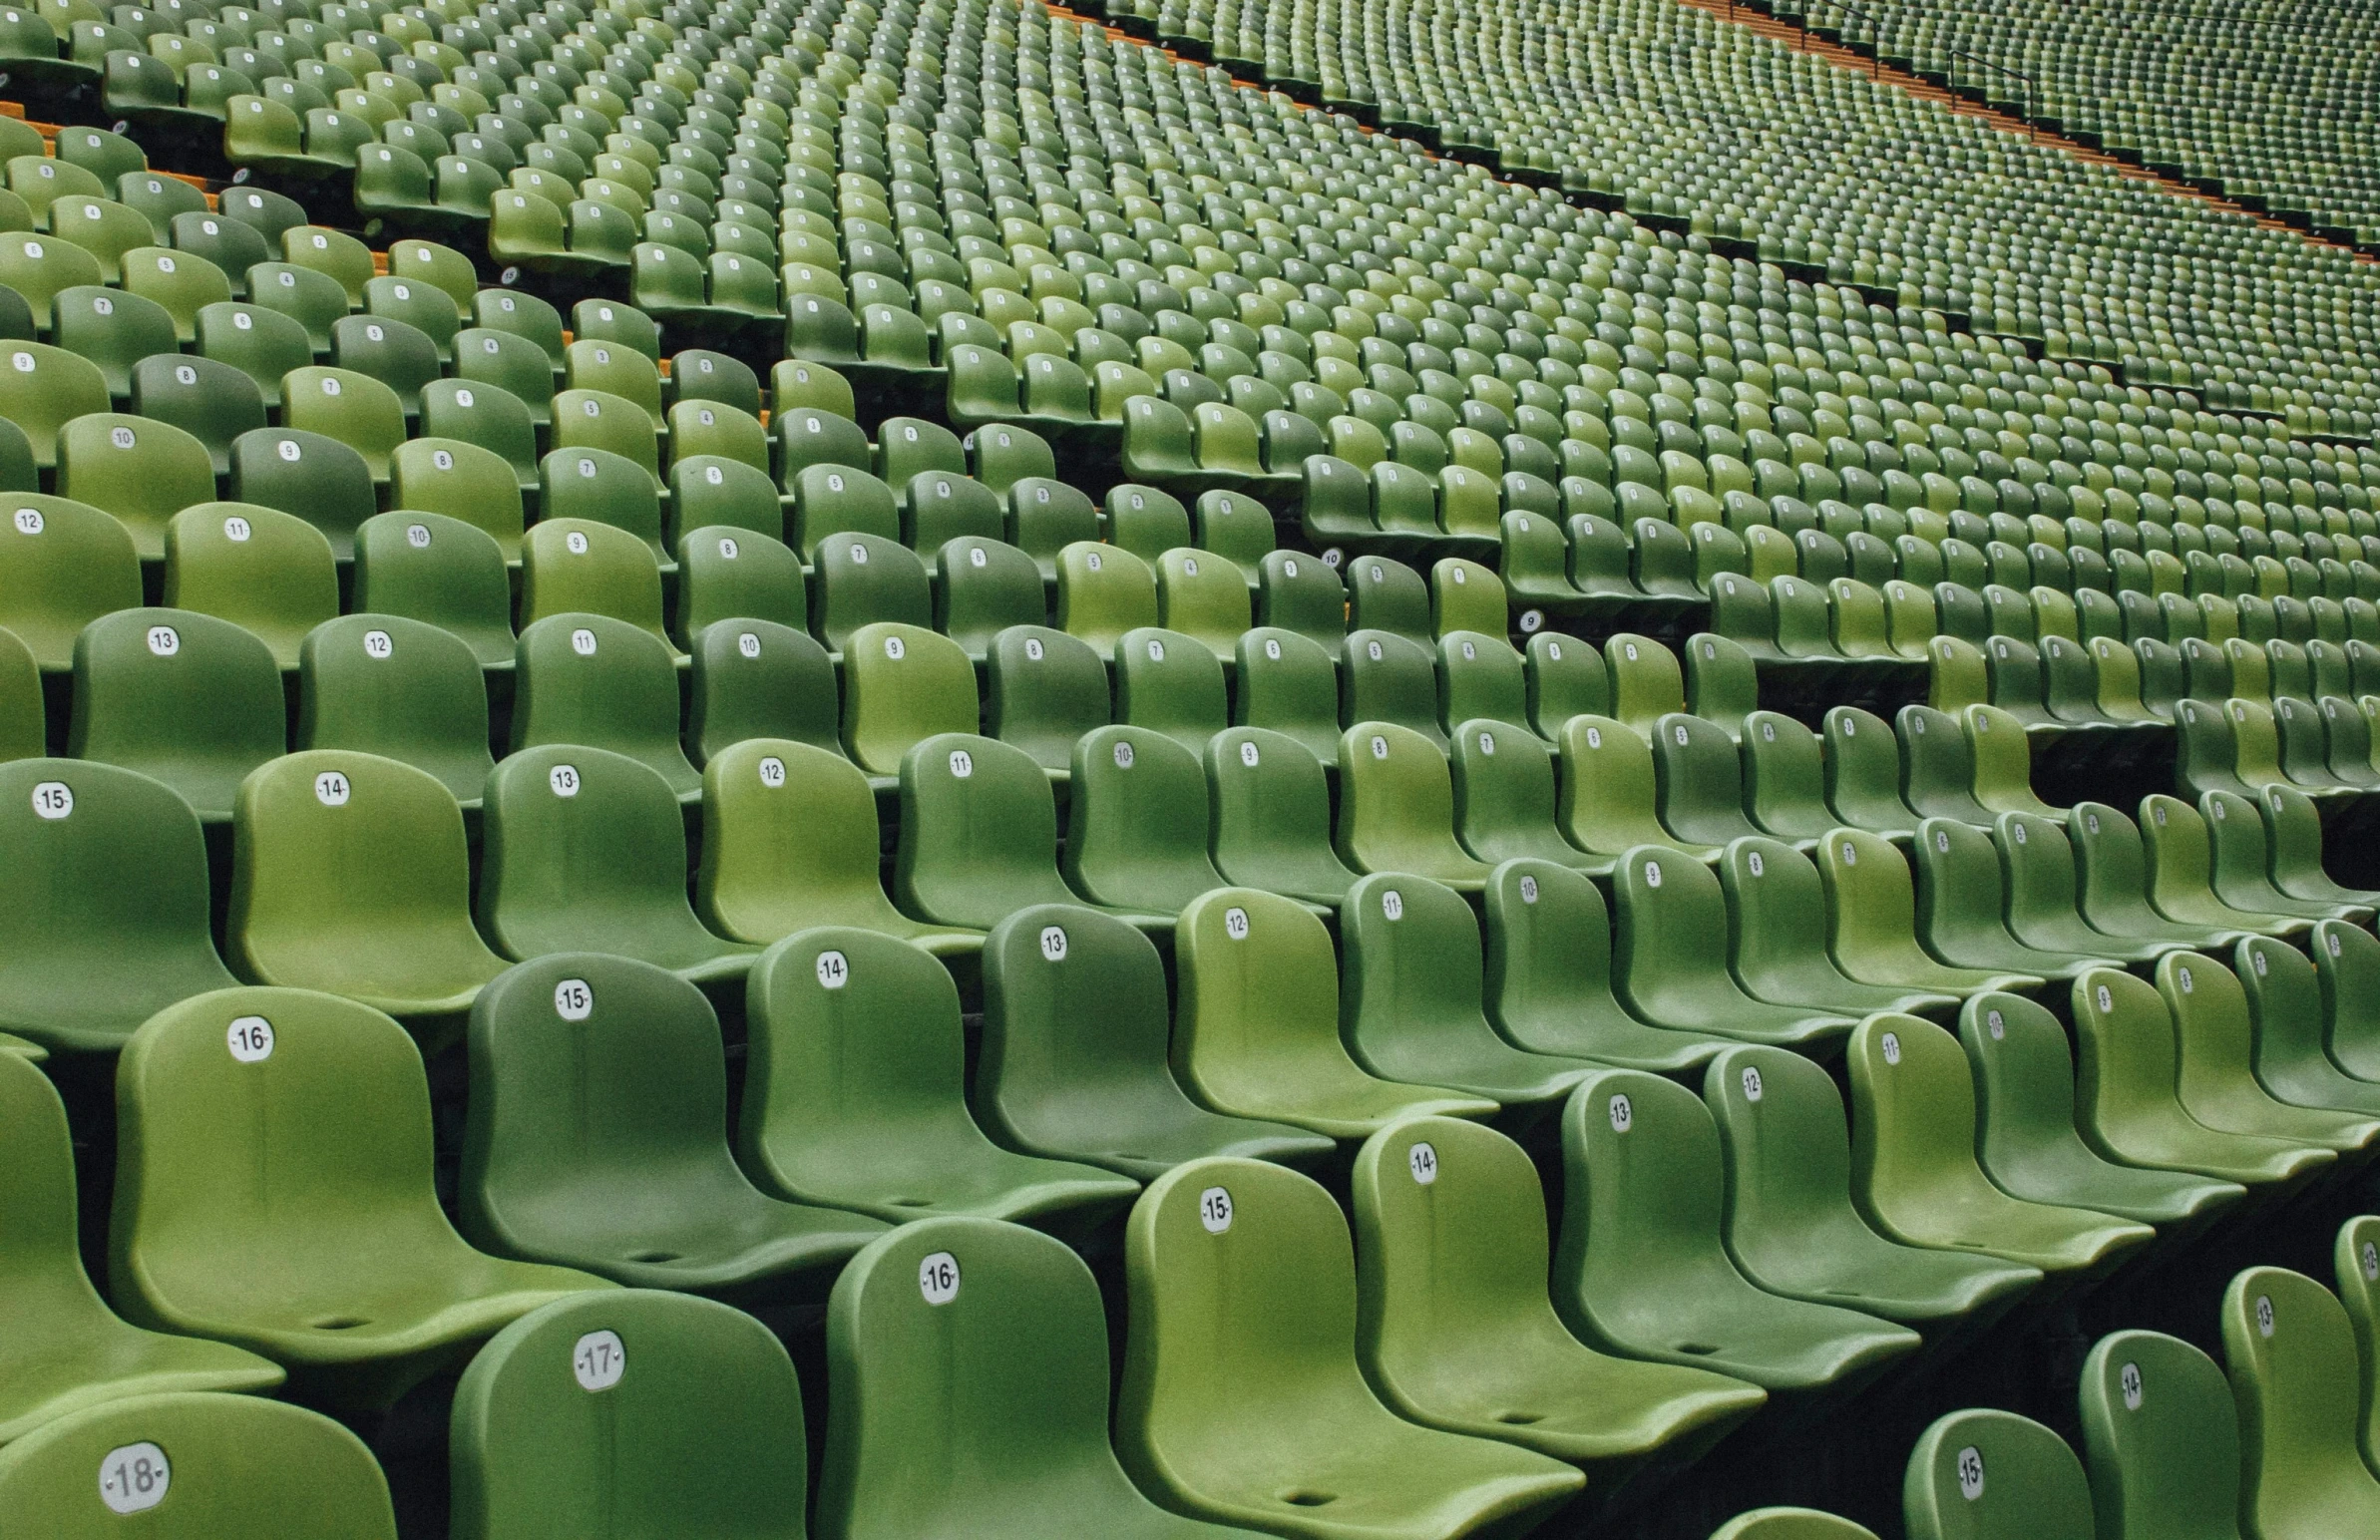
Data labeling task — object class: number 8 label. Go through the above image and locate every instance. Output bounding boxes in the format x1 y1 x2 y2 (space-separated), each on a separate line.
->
99 1442 170 1514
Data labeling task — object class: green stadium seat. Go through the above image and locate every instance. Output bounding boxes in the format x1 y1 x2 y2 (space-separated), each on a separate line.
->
519 518 672 648
68 606 282 823
2221 1266 2380 1539
476 746 756 982
821 1215 1268 1540
738 925 1139 1227
1722 835 1962 1018
1335 721 1494 892
111 983 605 1407
0 493 141 672
1551 1068 1921 1390
460 955 882 1294
0 1046 285 1438
451 1290 814 1540
1203 725 1361 909
1114 625 1227 757
986 624 1109 782
0 1392 398 1537
979 904 1333 1179
1819 828 2047 1000
934 535 1043 661
840 620 979 784
1902 1408 2094 1540
227 750 509 1021
51 410 211 563
510 613 696 800
1063 725 1232 916
1117 1155 1585 1535
2072 967 2335 1190
693 738 981 958
1704 1041 2042 1329
128 355 265 478
51 281 176 397
295 613 493 808
2076 1329 2247 1540
350 512 515 670
1845 1013 2154 1279
161 502 338 671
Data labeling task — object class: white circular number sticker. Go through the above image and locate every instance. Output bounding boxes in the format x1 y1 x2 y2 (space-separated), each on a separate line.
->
2363 1241 2378 1282
407 523 432 549
1224 906 1250 940
566 530 590 555
98 1442 170 1515
1240 740 1260 766
816 950 849 989
2121 1361 2143 1411
1644 859 1663 888
1881 1031 1902 1065
1039 926 1067 962
549 764 581 798
919 1251 960 1305
884 634 906 660
948 750 973 778
1198 1186 1234 1233
1956 1446 1984 1501
30 781 71 820
572 628 598 656
146 625 180 657
738 631 762 659
12 507 39 535
1609 1093 1634 1132
1370 734 1388 759
363 628 393 659
225 1015 273 1062
758 756 787 789
1113 740 1134 769
1742 1066 1763 1102
554 978 593 1021
1408 1141 1437 1184
1987 1008 2005 1039
2097 983 2114 1012
313 771 351 807
2256 1295 2275 1338
573 1330 624 1390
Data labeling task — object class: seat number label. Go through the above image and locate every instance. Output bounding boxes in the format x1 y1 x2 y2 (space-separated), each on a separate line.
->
573 1330 624 1390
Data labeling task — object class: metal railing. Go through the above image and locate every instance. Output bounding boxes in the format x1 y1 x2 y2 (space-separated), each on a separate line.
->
1792 0 2039 140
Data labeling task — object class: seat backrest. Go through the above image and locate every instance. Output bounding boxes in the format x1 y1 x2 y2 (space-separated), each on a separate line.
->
1339 870 1501 1077
113 983 464 1303
2075 1329 2243 1540
1604 631 1684 738
1903 1406 2094 1540
0 493 142 671
821 1213 1167 1539
1118 1156 1379 1492
893 732 1072 929
737 926 977 1196
452 1289 804 1540
839 621 978 779
511 614 696 797
296 612 492 803
1341 627 1443 743
1336 720 1488 885
1349 1113 1569 1410
1113 625 1227 755
163 501 339 668
688 619 839 767
2314 919 2380 1081
1551 1068 1737 1336
694 739 921 947
1064 724 1222 913
1703 1044 1861 1283
0 1391 396 1538
67 606 285 819
474 744 706 961
2222 1266 2380 1537
986 624 1109 774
